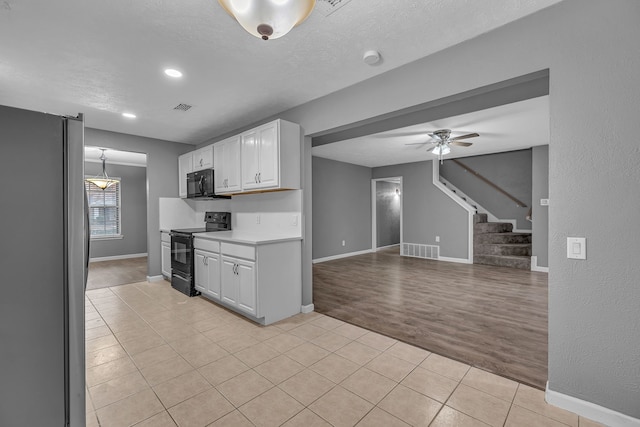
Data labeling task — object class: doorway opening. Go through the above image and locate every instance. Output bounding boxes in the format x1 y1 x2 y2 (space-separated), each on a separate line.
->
371 177 403 253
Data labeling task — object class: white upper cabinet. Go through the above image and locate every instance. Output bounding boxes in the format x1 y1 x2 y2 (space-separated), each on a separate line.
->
183 119 300 197
214 136 242 194
178 152 194 198
241 119 299 192
193 145 213 171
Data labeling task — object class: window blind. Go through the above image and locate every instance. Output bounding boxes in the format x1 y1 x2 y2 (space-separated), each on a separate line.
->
85 178 122 238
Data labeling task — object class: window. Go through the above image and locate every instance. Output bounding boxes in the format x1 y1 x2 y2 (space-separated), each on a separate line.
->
85 178 122 239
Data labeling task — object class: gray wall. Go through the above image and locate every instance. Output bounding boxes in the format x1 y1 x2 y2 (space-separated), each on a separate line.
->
531 146 549 267
440 149 532 230
199 0 640 417
85 162 147 259
375 181 401 248
373 161 469 259
312 157 372 259
85 128 193 277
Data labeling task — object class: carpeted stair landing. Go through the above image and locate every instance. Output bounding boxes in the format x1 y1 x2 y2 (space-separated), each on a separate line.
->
474 214 531 270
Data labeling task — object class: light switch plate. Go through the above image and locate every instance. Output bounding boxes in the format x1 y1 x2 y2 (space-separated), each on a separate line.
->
540 198 549 206
567 237 586 259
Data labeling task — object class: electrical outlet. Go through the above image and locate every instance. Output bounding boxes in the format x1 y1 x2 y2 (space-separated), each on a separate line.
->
292 215 298 226
341 240 346 247
435 236 440 243
256 214 260 224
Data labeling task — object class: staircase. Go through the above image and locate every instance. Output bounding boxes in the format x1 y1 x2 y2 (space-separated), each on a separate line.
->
474 214 532 270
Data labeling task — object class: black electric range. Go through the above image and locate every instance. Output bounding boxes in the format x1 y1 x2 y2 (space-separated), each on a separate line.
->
170 212 231 297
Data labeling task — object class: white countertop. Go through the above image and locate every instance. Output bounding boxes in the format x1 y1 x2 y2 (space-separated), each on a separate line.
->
194 230 302 245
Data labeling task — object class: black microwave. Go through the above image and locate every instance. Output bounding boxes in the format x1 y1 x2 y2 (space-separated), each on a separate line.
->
187 169 229 199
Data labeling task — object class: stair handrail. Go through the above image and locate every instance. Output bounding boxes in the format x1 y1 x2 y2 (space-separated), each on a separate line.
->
450 159 528 208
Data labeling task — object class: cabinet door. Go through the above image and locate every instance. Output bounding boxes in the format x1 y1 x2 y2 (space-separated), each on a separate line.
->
194 145 213 171
224 136 242 192
241 129 261 190
236 260 256 316
194 251 208 294
213 143 226 193
256 122 279 189
221 257 238 306
161 242 171 278
206 253 221 300
178 153 193 198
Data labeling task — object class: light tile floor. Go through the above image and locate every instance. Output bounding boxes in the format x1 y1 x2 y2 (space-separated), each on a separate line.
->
85 281 606 427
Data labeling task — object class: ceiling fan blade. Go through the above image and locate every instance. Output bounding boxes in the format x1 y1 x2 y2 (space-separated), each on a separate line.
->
450 132 479 141
450 141 473 147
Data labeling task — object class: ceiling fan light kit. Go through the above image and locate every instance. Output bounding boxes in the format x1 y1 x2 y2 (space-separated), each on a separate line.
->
218 0 316 40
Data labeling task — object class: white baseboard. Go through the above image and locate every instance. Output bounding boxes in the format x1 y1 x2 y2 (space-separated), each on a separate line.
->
90 252 147 263
546 382 640 427
531 256 549 272
313 249 374 264
301 304 315 314
438 256 472 264
375 244 400 251
147 275 164 282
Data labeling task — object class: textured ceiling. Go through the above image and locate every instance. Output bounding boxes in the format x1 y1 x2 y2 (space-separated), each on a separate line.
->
312 96 549 168
0 0 561 145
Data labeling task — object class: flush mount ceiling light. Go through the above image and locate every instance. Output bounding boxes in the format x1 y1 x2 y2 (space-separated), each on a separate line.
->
164 69 183 78
86 149 120 190
218 0 316 41
122 112 136 119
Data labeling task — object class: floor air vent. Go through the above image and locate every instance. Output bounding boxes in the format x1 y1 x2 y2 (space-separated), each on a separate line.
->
173 103 192 111
316 0 353 16
402 243 439 260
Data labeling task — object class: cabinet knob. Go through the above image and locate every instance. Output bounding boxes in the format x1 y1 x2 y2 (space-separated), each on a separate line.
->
258 172 261 183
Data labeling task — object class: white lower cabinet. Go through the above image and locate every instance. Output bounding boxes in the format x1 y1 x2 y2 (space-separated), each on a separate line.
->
221 256 256 316
161 232 171 279
194 237 301 325
194 250 220 300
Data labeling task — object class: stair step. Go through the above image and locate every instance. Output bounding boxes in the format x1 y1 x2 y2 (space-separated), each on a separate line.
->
474 222 513 234
474 255 531 270
474 213 488 224
475 243 532 257
475 232 532 244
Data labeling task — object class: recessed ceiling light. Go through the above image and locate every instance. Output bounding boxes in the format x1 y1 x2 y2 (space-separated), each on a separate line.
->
164 69 183 78
122 112 137 119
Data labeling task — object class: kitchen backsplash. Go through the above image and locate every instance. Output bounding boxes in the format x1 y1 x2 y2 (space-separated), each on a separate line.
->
159 190 302 236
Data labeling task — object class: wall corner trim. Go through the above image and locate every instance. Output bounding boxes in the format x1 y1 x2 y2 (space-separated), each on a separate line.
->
531 256 549 273
147 275 165 282
312 249 374 264
545 382 640 427
301 304 315 314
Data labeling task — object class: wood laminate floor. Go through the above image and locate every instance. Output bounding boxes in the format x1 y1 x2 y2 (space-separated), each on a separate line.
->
87 257 148 290
313 246 548 389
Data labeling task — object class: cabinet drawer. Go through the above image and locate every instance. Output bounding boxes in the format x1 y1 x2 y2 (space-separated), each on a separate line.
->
194 238 220 253
221 242 255 260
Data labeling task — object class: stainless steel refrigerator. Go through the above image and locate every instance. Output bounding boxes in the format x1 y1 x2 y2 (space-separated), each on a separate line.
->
0 104 87 426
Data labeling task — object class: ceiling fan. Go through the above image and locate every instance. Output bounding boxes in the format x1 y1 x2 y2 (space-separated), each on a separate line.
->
405 129 479 163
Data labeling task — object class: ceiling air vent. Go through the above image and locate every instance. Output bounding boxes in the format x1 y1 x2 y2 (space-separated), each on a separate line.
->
173 103 192 112
316 0 353 17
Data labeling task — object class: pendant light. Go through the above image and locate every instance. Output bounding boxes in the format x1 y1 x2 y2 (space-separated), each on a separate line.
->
218 0 316 41
86 149 119 190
